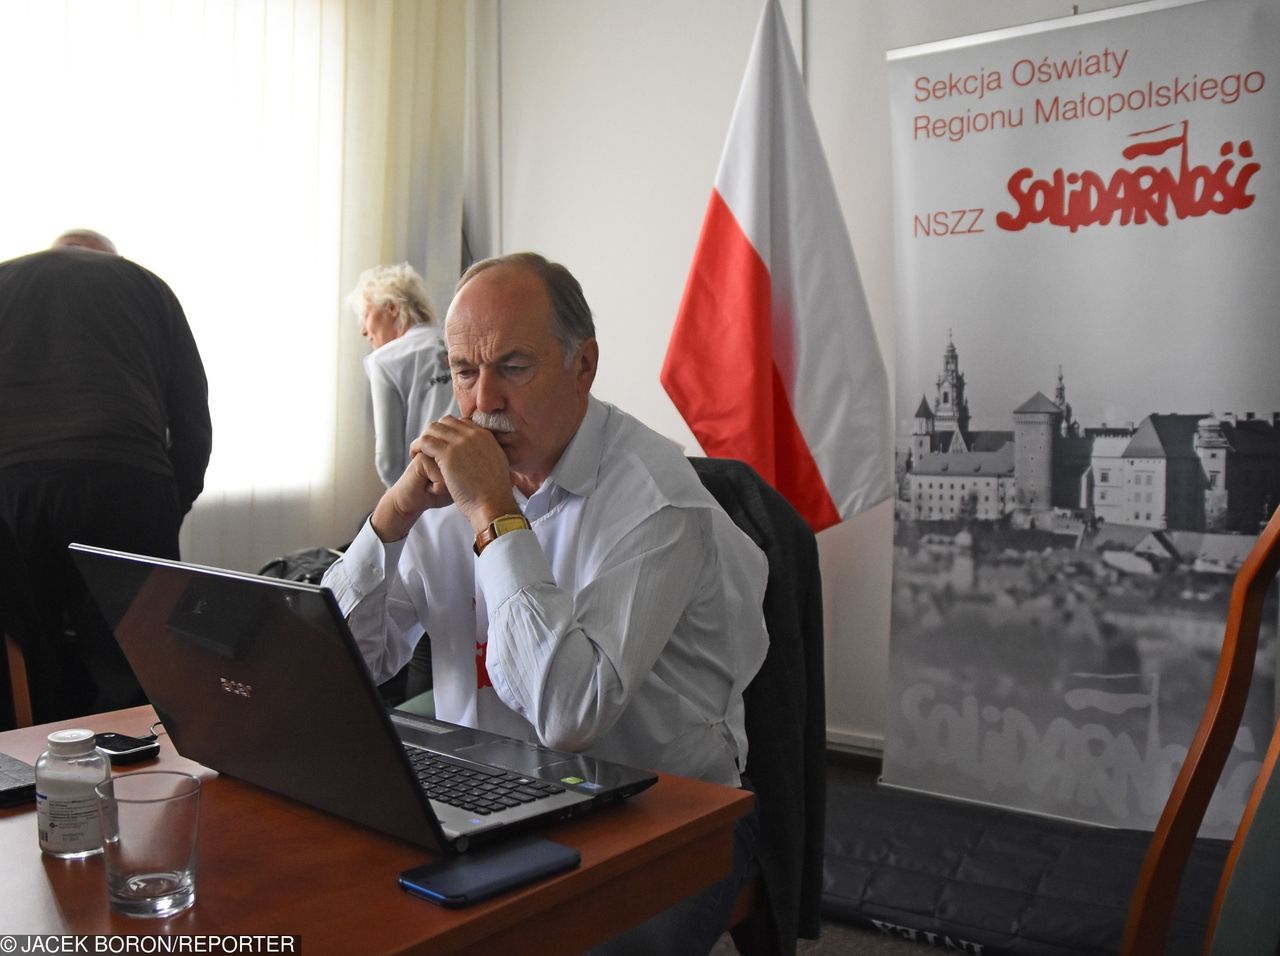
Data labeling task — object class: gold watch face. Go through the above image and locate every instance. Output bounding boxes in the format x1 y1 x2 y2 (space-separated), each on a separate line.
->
492 515 529 536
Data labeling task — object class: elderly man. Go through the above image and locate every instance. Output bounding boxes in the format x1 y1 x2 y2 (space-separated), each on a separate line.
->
323 252 767 953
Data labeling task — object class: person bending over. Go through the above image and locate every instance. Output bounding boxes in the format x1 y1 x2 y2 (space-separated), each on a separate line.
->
0 229 211 720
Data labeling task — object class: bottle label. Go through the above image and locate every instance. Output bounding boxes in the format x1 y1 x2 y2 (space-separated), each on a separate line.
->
36 791 103 853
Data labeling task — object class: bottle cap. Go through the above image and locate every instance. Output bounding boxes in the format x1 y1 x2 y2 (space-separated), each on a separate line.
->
46 728 98 756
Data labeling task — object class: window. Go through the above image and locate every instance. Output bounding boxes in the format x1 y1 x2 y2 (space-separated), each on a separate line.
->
1209 471 1219 489
0 3 468 572
1100 470 1110 483
0 1 344 494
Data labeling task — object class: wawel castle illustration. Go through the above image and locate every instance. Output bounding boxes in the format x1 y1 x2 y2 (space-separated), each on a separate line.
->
900 334 1280 533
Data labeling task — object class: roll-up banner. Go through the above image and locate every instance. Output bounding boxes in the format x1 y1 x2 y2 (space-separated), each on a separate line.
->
885 0 1280 837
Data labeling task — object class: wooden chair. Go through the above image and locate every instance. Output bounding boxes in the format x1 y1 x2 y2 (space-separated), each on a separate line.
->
1203 713 1280 954
1121 505 1280 955
2 633 32 728
0 518 36 728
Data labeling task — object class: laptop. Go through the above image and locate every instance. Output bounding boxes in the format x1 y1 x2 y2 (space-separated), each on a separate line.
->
69 544 657 853
0 751 36 806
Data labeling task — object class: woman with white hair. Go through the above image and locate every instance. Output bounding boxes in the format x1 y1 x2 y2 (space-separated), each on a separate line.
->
350 263 457 487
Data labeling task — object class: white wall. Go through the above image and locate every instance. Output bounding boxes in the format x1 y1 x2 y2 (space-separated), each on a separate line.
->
493 0 1141 752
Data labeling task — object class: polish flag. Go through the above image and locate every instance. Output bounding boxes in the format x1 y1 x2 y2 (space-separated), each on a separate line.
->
661 0 891 532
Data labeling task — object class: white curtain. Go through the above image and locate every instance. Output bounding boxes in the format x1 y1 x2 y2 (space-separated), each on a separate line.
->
0 0 468 572
463 0 502 264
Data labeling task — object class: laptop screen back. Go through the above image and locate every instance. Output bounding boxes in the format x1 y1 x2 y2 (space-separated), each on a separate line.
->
70 544 447 850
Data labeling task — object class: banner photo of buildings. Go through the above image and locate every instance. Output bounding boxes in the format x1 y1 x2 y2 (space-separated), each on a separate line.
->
884 0 1280 837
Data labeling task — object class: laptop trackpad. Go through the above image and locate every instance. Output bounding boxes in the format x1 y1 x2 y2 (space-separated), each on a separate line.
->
455 740 612 790
454 739 557 775
530 756 608 790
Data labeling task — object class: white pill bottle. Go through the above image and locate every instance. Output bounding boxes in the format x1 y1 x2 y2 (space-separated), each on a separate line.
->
36 728 110 858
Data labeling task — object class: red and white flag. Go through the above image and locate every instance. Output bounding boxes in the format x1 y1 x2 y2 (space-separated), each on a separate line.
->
661 0 891 532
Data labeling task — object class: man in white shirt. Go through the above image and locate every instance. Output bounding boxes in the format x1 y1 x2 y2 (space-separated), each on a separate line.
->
323 252 768 953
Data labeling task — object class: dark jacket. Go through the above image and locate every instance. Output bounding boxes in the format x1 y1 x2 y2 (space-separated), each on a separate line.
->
0 247 211 512
691 457 826 954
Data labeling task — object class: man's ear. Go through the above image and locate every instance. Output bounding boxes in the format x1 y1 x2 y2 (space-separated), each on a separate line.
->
575 338 599 395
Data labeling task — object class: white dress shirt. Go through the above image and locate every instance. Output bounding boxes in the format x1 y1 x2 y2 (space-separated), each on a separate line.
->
323 397 769 786
362 323 457 487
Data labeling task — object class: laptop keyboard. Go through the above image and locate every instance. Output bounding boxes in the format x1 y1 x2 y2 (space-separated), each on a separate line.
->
405 746 565 816
0 752 36 806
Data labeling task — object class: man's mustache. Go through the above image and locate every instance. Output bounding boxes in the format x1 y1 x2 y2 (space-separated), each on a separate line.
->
470 410 516 433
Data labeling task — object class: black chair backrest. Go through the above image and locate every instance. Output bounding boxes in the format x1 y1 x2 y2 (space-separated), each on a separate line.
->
690 456 825 954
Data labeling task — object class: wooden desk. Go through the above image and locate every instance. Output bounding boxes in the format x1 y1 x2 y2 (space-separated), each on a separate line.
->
0 707 753 954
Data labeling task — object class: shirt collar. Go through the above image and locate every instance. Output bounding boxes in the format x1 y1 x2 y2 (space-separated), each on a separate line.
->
524 395 607 507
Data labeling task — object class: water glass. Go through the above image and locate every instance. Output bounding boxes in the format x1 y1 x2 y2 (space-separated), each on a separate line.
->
95 771 201 918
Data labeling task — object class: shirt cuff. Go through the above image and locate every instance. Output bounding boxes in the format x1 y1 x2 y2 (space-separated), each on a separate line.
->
475 528 553 611
326 517 408 609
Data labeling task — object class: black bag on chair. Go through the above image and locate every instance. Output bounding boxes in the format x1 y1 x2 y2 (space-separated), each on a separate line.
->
257 547 344 585
258 543 413 706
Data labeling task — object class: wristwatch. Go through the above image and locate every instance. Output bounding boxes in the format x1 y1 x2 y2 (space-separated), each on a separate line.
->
473 513 531 555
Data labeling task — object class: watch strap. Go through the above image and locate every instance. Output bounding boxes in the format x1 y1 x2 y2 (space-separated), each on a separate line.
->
473 513 531 555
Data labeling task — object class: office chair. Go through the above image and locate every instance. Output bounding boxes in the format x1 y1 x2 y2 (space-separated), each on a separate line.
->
1121 504 1280 955
690 457 825 956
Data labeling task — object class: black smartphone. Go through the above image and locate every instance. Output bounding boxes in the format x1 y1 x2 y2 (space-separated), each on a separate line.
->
398 836 580 908
94 732 160 766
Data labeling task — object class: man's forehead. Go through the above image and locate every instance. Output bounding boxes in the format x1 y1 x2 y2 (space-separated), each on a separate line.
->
446 266 554 351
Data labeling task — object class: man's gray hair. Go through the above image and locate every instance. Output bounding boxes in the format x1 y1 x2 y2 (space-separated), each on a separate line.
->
52 229 117 255
457 252 595 365
347 262 436 333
